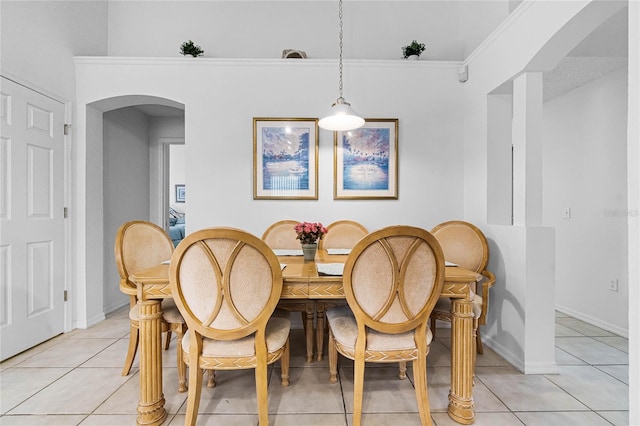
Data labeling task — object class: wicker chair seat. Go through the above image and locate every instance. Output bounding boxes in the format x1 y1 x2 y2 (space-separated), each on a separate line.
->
181 316 290 358
326 306 433 355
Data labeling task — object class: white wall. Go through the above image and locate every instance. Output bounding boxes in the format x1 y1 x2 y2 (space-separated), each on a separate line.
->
102 107 151 313
462 0 628 373
543 67 628 336
106 1 508 61
0 1 107 100
74 57 465 326
460 1 511 59
626 2 639 421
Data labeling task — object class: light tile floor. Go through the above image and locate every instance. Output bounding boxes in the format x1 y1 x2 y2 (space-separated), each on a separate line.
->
0 309 629 425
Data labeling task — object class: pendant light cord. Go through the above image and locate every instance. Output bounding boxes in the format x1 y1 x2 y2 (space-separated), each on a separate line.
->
338 0 344 99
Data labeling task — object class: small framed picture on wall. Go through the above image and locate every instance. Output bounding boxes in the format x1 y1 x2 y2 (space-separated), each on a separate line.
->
175 184 185 203
253 117 319 200
334 118 398 199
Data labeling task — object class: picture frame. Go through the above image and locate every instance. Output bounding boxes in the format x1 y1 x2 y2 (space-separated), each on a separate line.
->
175 184 185 203
253 117 319 200
334 118 398 199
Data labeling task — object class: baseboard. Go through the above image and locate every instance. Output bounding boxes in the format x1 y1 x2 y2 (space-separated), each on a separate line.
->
75 312 106 329
481 334 558 374
481 334 525 372
104 300 129 316
556 304 629 338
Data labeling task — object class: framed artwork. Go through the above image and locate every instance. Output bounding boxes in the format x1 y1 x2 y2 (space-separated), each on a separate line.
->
253 117 319 200
334 118 398 199
175 184 185 203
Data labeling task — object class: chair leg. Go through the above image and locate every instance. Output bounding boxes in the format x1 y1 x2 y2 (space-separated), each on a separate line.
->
352 355 366 426
398 361 407 379
328 330 338 383
301 311 307 335
207 370 216 388
185 354 203 426
255 350 269 426
121 322 139 376
476 328 484 354
175 325 187 392
430 316 437 337
280 338 290 386
413 356 433 426
164 330 172 350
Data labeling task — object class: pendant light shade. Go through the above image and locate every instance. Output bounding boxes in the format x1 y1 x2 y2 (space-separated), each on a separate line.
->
319 0 364 132
318 97 365 131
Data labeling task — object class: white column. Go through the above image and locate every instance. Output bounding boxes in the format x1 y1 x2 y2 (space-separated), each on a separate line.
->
627 1 640 423
511 72 556 373
512 72 543 226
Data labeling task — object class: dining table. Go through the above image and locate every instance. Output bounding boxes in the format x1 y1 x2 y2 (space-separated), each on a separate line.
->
130 249 481 425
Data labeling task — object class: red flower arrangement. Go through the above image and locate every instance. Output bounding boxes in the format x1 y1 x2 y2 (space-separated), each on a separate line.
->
294 221 328 245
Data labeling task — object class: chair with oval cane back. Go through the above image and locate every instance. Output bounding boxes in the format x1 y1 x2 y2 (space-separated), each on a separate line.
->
429 220 496 355
326 225 445 426
169 227 291 426
114 220 188 392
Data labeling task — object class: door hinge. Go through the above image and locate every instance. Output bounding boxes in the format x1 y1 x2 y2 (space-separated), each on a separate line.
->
64 124 70 135
64 207 68 218
64 290 68 302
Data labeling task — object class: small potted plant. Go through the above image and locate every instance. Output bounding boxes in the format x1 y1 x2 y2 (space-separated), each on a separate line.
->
180 40 204 57
294 221 328 260
402 40 426 60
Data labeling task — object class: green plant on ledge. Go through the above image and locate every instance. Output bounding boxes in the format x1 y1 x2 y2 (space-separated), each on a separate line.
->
180 40 204 57
402 40 426 59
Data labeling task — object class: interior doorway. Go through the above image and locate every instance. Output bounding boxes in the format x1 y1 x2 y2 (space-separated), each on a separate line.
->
91 96 184 317
164 141 186 247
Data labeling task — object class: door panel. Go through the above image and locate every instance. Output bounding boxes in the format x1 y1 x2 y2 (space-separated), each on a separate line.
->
0 77 65 361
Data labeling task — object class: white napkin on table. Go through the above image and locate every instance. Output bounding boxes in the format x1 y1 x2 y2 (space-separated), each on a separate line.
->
327 248 351 255
273 249 304 256
317 263 345 276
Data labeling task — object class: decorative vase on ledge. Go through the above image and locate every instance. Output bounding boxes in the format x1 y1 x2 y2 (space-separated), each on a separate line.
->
302 243 318 261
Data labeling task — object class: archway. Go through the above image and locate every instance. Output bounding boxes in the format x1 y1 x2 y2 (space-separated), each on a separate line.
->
77 95 184 324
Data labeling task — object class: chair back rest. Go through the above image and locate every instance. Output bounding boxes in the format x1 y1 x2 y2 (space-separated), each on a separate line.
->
343 225 444 334
319 220 368 250
115 220 174 292
170 227 283 340
261 220 300 250
431 220 488 273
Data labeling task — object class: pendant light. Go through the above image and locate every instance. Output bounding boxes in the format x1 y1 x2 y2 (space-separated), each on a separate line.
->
318 0 364 132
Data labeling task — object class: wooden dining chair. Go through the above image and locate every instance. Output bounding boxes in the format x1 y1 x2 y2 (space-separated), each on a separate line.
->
169 227 291 426
262 219 302 250
315 220 368 361
429 220 496 354
318 220 368 251
326 225 445 426
262 220 317 362
114 220 188 392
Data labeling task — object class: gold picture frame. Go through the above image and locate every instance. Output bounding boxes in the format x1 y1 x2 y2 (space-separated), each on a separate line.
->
334 118 398 200
253 117 319 200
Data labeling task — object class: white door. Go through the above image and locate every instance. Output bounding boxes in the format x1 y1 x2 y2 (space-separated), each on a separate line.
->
0 77 66 361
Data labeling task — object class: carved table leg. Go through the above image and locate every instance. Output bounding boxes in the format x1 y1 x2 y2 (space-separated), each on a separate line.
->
136 299 167 426
305 301 315 362
448 297 475 424
316 302 325 362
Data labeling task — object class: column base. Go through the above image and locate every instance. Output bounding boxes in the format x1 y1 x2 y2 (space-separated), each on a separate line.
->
137 396 167 426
